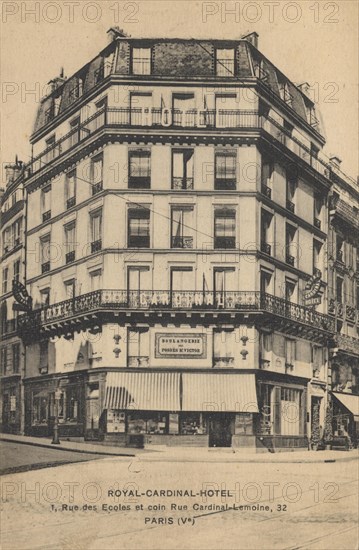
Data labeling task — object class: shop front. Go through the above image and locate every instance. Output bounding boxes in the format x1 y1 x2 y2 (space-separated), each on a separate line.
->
1 376 21 434
332 392 359 448
104 370 258 448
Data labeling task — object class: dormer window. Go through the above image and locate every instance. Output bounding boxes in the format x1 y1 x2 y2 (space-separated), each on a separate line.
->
216 49 235 77
132 48 151 75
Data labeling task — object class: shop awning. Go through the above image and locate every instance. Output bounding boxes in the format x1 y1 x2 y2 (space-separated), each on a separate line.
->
105 371 180 411
332 392 359 421
182 373 258 413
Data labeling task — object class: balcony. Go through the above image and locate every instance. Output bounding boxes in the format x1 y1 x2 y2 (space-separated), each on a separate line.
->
286 254 295 266
261 184 272 198
286 200 295 213
261 242 271 255
42 210 51 223
171 236 193 249
128 236 150 248
27 107 331 183
65 251 75 264
91 239 102 253
214 237 236 249
41 261 50 273
334 333 359 356
172 177 194 190
314 217 321 230
66 196 76 209
18 290 335 336
92 182 103 196
336 250 344 263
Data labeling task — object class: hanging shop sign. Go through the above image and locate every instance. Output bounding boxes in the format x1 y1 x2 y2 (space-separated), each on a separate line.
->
303 269 324 307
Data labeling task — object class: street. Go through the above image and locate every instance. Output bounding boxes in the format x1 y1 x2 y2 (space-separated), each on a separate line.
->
0 441 109 475
1 450 358 550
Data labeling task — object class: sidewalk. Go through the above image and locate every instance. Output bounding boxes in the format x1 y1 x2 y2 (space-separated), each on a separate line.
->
1 433 358 463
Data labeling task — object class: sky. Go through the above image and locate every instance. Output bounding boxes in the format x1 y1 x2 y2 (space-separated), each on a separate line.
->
1 0 358 184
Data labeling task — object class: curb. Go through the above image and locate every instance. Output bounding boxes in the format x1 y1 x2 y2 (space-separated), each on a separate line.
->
0 436 135 457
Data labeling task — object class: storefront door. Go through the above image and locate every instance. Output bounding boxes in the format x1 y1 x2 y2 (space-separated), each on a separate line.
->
208 413 233 447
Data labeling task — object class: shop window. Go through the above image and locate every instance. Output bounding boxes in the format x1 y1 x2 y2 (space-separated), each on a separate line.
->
32 392 49 424
127 412 168 434
65 386 80 422
180 413 207 435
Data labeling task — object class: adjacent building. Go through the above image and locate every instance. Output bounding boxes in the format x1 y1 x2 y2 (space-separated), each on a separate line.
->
0 159 26 434
14 30 356 451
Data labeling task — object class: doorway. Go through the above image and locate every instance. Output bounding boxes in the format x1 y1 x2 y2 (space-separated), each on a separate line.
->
208 413 233 447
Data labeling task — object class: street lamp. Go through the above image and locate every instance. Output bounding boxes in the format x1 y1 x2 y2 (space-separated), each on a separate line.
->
51 388 62 445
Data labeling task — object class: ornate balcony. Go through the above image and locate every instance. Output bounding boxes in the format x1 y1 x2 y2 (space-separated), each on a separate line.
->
65 251 75 264
66 196 76 209
17 290 335 340
42 210 51 222
334 334 359 356
172 177 194 190
41 261 50 274
91 239 102 253
171 236 193 249
286 254 295 266
128 356 150 368
286 200 295 213
314 217 321 230
213 357 235 368
92 182 103 196
261 184 272 198
261 242 271 255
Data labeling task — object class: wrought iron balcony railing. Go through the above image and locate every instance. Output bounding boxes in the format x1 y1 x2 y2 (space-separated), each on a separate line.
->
214 178 237 191
28 107 332 181
41 261 50 274
92 181 103 196
171 236 193 249
90 239 102 253
261 183 272 198
214 237 236 249
172 177 194 190
65 251 75 264
314 217 321 229
66 196 76 209
42 210 51 222
286 200 295 213
128 356 150 368
17 290 335 333
261 242 271 255
286 254 295 266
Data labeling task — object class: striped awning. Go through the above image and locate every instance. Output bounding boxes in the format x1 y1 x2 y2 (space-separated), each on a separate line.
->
182 373 258 413
105 371 180 411
332 392 359 421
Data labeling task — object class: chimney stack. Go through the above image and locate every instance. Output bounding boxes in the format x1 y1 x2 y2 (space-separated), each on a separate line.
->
241 32 259 49
107 27 129 43
5 156 23 187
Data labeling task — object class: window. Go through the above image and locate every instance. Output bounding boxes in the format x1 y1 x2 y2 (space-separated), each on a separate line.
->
171 268 194 307
285 224 297 266
128 151 151 188
127 412 168 435
13 260 20 282
215 151 236 190
127 328 150 367
41 186 51 221
2 268 8 293
13 218 22 246
285 339 296 367
90 270 102 291
216 48 235 76
280 388 300 436
285 279 297 303
311 345 323 378
66 170 76 209
45 135 56 162
260 270 272 295
336 275 343 303
213 330 234 367
261 159 274 197
40 235 51 273
69 116 81 147
313 239 322 273
213 268 236 307
130 93 152 125
69 77 83 101
279 82 293 105
128 208 150 248
336 235 344 262
32 392 49 424
1 347 8 374
171 208 193 248
12 343 20 374
64 222 76 264
65 279 76 300
172 94 196 127
39 340 48 372
91 155 103 195
214 209 236 249
215 94 239 128
314 194 323 229
40 288 50 306
64 386 80 422
3 227 12 253
286 173 296 212
180 413 207 435
90 209 102 253
172 149 194 189
261 332 272 365
261 210 273 255
132 47 151 75
128 267 151 307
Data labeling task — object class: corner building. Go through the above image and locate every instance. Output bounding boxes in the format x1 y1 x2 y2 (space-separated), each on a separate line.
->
19 30 336 450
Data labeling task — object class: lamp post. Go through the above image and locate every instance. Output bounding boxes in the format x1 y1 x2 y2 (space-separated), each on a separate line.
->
51 388 62 444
